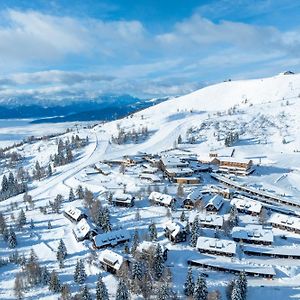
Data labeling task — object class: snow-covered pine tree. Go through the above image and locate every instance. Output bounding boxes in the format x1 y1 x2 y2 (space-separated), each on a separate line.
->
74 259 87 284
153 243 164 280
131 229 139 254
81 285 92 300
17 209 26 229
116 279 130 300
132 261 143 281
238 271 247 300
69 188 75 202
96 274 109 300
148 222 157 241
157 284 170 300
47 164 52 177
41 266 50 285
184 267 195 296
8 227 17 248
76 185 84 199
190 215 200 247
0 212 7 234
231 280 242 300
57 239 67 268
48 270 61 293
180 210 186 222
48 221 52 229
1 174 8 193
60 283 72 300
193 275 208 300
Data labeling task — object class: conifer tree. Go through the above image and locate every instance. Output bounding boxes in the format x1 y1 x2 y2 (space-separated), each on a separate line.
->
131 229 139 254
69 188 75 202
76 185 84 199
49 270 61 293
74 259 87 284
193 275 208 300
57 239 67 268
96 274 109 300
184 267 194 296
153 243 164 280
190 215 200 247
180 210 186 222
116 279 130 300
41 266 50 285
48 221 52 229
8 227 17 248
81 285 92 300
132 261 143 281
17 209 26 229
148 222 157 241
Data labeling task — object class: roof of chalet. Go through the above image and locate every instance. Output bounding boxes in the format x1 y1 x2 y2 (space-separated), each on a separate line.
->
231 225 274 243
136 241 167 253
243 245 300 257
160 156 189 167
139 173 161 182
196 236 236 255
268 213 300 230
164 221 186 238
99 249 124 270
231 197 262 214
64 205 85 221
189 212 224 227
73 218 96 239
205 194 224 210
93 230 130 248
186 188 203 202
149 191 175 206
112 192 134 202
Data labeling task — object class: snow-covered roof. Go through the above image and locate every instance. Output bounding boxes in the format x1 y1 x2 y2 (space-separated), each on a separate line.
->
205 194 224 210
243 245 300 257
85 167 99 175
189 258 276 276
231 225 273 244
141 165 158 173
196 236 236 255
189 212 223 227
73 218 96 240
160 156 188 167
95 162 111 175
139 173 161 182
218 157 252 165
231 197 262 214
165 221 185 238
99 249 124 270
93 230 130 248
186 188 203 201
149 191 174 206
113 192 134 203
165 167 194 175
64 205 85 221
268 213 300 231
136 241 167 253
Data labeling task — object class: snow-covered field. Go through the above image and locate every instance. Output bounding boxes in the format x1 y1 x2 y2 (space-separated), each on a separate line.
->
1 73 300 299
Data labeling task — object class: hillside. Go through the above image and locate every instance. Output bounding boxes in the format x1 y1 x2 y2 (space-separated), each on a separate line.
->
1 72 300 299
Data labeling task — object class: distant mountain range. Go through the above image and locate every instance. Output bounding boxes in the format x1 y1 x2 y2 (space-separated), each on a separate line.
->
0 94 170 123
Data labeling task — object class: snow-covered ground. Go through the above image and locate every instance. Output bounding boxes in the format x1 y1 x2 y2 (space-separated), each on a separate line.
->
1 72 300 299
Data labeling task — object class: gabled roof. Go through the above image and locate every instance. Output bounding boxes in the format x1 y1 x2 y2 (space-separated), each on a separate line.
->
186 188 203 202
136 241 167 253
231 197 262 214
73 218 96 239
231 225 273 243
196 236 236 255
149 191 174 205
205 194 224 210
189 212 223 227
165 221 185 238
113 192 134 202
64 205 85 221
99 249 124 270
268 213 300 230
93 230 130 248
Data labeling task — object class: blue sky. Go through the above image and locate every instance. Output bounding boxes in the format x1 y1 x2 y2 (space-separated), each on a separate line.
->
0 0 299 99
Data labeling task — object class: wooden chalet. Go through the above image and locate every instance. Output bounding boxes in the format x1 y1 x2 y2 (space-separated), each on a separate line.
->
164 221 187 243
149 191 176 207
139 173 161 183
189 212 224 229
63 205 87 223
243 245 300 259
216 157 254 176
231 197 262 216
231 225 273 245
112 193 135 207
268 213 300 234
173 177 200 184
93 230 130 249
73 218 98 242
99 249 129 274
196 236 236 257
205 195 224 212
183 188 203 209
